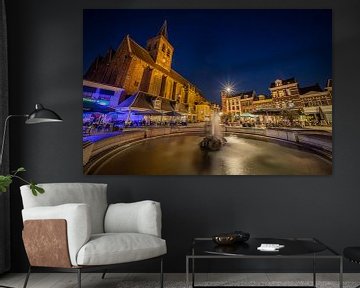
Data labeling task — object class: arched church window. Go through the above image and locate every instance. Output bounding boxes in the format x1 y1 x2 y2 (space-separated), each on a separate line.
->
162 44 166 52
167 49 171 57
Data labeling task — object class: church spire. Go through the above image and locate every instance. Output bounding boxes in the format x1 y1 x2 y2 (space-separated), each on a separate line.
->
146 20 173 71
157 20 168 39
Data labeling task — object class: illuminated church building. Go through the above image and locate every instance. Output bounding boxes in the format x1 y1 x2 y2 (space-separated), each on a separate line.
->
84 21 209 121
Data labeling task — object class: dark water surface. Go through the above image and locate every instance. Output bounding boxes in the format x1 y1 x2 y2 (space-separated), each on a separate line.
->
94 135 332 175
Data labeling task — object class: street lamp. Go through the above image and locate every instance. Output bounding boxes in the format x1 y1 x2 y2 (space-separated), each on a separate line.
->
225 87 232 94
221 81 235 95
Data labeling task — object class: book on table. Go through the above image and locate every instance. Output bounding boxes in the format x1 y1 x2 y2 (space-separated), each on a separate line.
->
257 243 285 251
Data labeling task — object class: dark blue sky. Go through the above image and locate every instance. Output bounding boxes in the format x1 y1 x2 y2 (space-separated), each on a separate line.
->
84 9 332 104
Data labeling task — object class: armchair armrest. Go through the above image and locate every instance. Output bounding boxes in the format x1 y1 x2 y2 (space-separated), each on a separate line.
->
104 200 162 237
22 203 91 266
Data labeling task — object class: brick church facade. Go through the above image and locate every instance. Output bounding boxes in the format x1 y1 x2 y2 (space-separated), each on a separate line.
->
84 21 208 120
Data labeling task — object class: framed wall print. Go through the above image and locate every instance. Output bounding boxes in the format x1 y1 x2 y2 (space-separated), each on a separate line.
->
83 9 332 175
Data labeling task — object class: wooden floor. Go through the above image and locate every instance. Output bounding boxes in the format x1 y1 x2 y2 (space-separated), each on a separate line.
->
0 273 359 288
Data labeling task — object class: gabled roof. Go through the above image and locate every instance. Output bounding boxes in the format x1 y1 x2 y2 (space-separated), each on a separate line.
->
299 84 323 95
104 48 116 62
270 77 297 88
229 90 255 99
127 36 156 65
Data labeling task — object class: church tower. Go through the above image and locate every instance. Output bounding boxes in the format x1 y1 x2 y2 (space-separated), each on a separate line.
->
146 21 174 71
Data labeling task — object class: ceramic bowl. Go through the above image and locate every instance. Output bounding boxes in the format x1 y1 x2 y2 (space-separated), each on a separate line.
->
212 234 238 245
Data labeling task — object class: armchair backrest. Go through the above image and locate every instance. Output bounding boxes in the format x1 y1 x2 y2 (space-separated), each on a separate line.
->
20 183 108 234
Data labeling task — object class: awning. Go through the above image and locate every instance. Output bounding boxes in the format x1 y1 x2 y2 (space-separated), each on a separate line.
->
133 110 163 116
117 92 154 112
252 108 283 115
116 95 136 110
240 113 257 118
164 111 182 116
83 99 115 113
175 103 189 114
116 91 178 114
160 98 176 113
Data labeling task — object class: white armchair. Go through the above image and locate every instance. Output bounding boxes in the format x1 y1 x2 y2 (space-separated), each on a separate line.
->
20 183 166 288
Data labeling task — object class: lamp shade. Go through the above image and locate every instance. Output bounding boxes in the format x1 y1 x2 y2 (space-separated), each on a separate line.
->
25 104 63 124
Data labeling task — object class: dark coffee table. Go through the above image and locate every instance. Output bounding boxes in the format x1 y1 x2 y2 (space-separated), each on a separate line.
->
186 237 342 288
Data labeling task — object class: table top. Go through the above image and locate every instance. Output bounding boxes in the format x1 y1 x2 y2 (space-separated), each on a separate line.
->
190 237 340 258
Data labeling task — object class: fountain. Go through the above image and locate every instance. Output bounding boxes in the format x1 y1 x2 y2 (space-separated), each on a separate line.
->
199 111 227 151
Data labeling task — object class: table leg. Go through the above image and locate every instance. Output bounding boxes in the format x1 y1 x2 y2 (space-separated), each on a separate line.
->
186 257 189 288
192 246 195 288
339 257 343 288
192 257 195 288
313 254 316 287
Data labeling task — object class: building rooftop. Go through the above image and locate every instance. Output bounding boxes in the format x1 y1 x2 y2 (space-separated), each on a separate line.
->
299 84 323 95
127 36 156 66
253 95 271 101
270 77 297 88
228 90 255 99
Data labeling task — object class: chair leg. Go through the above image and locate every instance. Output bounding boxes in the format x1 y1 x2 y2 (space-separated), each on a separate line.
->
160 257 164 288
101 270 107 279
23 266 31 288
77 269 81 288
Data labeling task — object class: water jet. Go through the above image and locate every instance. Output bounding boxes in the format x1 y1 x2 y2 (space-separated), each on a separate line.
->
200 111 227 151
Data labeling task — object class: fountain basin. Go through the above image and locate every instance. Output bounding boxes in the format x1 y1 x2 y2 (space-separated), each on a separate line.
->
90 134 332 175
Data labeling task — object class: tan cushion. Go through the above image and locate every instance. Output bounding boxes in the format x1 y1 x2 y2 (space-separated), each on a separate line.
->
22 204 91 266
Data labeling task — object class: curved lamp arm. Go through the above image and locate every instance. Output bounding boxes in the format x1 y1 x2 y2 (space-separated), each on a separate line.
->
0 104 63 169
0 114 28 168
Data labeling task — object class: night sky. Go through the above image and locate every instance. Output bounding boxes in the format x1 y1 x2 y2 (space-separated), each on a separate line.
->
83 9 332 104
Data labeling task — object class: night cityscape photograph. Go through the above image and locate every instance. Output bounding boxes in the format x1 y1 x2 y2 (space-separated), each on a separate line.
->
82 9 332 175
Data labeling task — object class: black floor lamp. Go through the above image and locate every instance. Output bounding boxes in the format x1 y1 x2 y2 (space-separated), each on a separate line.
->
0 103 62 288
0 103 63 167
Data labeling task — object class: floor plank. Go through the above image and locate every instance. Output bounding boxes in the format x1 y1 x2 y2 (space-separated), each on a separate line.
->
0 273 359 288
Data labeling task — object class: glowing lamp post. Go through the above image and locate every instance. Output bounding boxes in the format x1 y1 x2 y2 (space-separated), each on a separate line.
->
225 86 233 95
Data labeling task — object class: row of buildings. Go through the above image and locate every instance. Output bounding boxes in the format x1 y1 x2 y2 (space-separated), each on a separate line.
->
84 21 213 123
221 78 333 125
